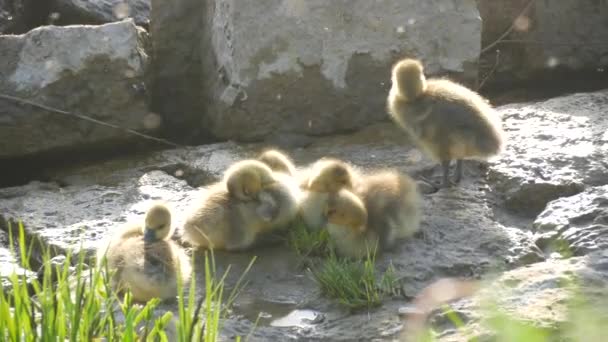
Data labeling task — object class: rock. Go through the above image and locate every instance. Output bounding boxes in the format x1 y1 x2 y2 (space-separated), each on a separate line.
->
431 251 608 341
151 0 481 143
50 0 150 29
534 185 608 257
477 0 608 85
149 0 205 142
0 19 151 160
0 123 542 340
489 89 608 217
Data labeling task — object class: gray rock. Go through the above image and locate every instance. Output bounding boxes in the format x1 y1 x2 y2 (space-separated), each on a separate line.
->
50 0 150 28
431 251 608 341
489 89 608 217
151 0 481 142
534 185 608 257
477 0 608 84
0 19 151 159
0 123 542 340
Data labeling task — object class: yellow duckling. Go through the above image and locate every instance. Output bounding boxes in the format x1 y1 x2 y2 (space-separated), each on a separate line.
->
182 173 300 251
299 158 359 230
97 204 192 302
324 189 375 259
224 160 277 201
354 170 421 246
257 149 297 176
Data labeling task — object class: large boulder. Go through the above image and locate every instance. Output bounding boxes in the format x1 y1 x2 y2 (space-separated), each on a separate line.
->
151 0 482 143
477 0 608 85
489 89 608 217
0 19 151 159
50 0 150 29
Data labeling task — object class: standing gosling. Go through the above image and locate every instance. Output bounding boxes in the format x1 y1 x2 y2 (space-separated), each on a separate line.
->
224 160 277 201
182 174 300 251
387 58 504 187
299 158 358 230
97 204 192 302
258 149 297 176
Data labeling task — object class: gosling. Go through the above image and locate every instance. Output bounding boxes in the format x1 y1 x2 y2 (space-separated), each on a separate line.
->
299 158 358 230
224 160 277 201
97 204 192 302
258 149 297 176
354 170 421 246
324 189 376 259
387 58 504 188
182 174 300 251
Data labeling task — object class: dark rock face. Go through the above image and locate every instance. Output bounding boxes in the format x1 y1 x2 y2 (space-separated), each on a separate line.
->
151 0 481 143
49 0 150 29
488 89 608 217
0 20 151 159
149 0 206 143
477 0 608 85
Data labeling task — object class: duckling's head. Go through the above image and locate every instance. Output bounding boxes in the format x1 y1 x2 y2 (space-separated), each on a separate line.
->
325 190 367 233
225 160 276 201
143 204 173 242
258 149 296 176
307 159 353 193
391 58 426 101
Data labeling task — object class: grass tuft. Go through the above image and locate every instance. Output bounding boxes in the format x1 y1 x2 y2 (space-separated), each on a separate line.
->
310 246 401 310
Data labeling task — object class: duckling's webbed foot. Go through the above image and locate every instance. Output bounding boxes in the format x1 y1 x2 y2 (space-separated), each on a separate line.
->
453 159 463 183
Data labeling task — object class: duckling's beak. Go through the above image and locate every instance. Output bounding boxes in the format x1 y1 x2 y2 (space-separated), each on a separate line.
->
143 228 157 242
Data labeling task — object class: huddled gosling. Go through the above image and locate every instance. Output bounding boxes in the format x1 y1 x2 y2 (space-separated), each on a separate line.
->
258 149 297 176
224 160 276 201
182 165 300 251
324 189 375 259
387 58 504 188
354 170 421 246
97 204 192 302
299 158 358 230
325 170 421 259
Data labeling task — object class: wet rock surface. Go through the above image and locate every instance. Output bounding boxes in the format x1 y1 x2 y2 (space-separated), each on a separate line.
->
0 19 150 159
488 89 608 217
434 251 608 341
50 0 150 28
534 185 608 257
0 120 542 340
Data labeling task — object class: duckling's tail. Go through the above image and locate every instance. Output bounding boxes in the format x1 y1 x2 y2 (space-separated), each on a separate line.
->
391 58 426 101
